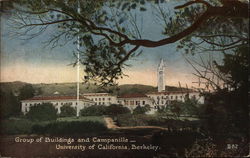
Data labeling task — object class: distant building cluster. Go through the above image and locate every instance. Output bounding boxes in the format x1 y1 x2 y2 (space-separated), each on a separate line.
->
21 60 204 115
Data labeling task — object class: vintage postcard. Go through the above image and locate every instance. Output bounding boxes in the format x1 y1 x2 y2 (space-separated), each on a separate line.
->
0 0 249 157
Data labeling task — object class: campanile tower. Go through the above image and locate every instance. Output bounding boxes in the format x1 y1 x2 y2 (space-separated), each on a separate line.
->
157 59 166 92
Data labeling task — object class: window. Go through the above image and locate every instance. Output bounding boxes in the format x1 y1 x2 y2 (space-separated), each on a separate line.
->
180 96 182 99
95 98 97 101
175 96 178 99
103 98 105 101
99 98 101 101
130 101 134 105
162 96 164 99
108 98 111 101
166 96 169 99
125 100 129 105
170 96 173 99
161 100 164 104
142 101 145 105
136 101 140 105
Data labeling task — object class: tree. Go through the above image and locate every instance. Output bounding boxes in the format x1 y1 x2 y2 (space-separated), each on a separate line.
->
0 90 19 118
60 104 76 117
19 84 35 100
26 103 57 121
133 104 151 114
192 45 249 142
105 104 130 116
80 105 107 116
4 0 248 87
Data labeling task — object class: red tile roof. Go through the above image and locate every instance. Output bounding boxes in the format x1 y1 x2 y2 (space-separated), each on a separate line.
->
22 96 91 101
83 93 114 97
147 90 197 95
118 93 148 98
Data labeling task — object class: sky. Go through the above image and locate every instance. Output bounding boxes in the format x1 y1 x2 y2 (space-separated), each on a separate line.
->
0 1 203 88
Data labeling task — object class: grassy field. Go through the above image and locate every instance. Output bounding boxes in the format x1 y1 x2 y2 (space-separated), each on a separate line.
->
57 116 105 123
1 116 106 135
116 114 201 128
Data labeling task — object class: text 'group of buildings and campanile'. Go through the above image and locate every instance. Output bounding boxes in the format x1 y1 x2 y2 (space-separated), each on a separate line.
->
21 60 204 115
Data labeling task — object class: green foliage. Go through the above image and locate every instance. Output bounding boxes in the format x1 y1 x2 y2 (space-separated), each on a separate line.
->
80 104 130 116
26 103 58 121
158 98 201 116
31 121 107 135
60 104 76 117
0 90 20 118
80 105 107 116
215 45 249 90
133 104 150 114
19 84 35 100
1 118 33 135
105 104 131 115
199 45 249 137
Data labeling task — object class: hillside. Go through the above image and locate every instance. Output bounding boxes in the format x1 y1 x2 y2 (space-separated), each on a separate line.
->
0 82 187 97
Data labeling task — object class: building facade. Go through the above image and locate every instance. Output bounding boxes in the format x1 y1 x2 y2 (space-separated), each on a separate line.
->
21 96 94 114
82 93 117 106
146 91 204 109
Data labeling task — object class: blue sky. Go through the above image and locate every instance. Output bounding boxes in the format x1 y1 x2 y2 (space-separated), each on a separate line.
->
0 1 205 87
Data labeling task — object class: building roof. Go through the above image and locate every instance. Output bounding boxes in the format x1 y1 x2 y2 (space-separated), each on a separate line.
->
147 90 197 95
118 93 148 99
22 96 92 102
83 93 115 97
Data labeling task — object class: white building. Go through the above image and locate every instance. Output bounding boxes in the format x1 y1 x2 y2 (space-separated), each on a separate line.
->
82 93 117 106
147 90 204 109
117 94 154 110
21 96 94 114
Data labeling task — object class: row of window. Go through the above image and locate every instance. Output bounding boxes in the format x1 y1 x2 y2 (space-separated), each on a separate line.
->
90 97 112 101
124 100 146 106
153 95 183 100
24 101 97 107
94 102 111 105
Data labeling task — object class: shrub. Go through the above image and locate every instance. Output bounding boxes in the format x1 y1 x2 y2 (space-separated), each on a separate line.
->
105 104 130 116
26 103 57 121
80 105 107 116
31 121 107 135
133 105 151 114
1 119 33 135
60 104 76 117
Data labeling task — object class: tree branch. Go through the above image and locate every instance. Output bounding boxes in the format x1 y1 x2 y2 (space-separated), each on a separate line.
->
175 0 212 9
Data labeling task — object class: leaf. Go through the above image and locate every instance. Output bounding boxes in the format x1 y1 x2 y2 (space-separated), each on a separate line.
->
121 2 129 10
131 3 137 9
140 7 146 11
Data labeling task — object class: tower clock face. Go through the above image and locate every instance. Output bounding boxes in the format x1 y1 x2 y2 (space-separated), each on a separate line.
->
159 71 163 75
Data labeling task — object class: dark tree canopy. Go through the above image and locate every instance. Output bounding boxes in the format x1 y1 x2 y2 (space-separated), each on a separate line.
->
3 0 249 87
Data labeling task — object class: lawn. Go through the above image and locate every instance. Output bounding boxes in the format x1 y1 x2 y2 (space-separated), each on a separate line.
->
116 114 201 129
57 116 105 124
1 116 106 135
